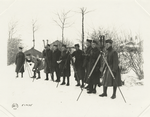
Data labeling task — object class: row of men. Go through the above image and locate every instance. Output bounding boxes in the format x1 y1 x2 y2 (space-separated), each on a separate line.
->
15 39 122 99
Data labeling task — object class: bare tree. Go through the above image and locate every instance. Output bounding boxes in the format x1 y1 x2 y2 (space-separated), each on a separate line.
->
53 10 73 44
31 19 38 48
75 7 94 50
7 20 22 65
8 20 18 39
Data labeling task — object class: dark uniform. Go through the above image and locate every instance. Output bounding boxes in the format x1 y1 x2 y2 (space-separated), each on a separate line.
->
59 46 71 86
87 41 101 93
72 44 85 87
42 45 52 80
100 39 122 99
15 47 25 78
83 40 92 87
51 46 61 82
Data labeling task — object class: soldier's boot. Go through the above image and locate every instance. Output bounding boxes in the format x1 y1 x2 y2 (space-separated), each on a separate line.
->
57 76 60 82
92 84 97 94
60 77 65 85
55 77 60 82
66 76 70 86
87 84 93 94
76 80 80 86
45 73 49 80
31 71 36 78
21 72 23 78
37 72 41 79
51 73 54 81
16 73 18 78
81 79 84 88
99 86 107 97
111 86 117 99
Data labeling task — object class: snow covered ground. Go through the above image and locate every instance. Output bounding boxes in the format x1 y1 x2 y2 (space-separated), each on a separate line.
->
0 64 150 117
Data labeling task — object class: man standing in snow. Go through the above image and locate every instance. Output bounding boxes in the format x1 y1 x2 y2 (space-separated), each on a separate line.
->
99 39 122 99
72 44 85 87
57 45 71 86
51 45 61 82
87 40 101 94
15 47 25 78
42 44 53 81
83 39 92 89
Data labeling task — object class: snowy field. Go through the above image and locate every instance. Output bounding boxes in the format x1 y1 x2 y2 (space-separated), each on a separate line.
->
0 64 150 117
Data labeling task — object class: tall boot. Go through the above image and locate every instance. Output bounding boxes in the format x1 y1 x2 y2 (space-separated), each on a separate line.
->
51 73 54 81
37 72 41 79
45 73 49 80
99 86 107 97
21 72 23 78
60 76 65 85
81 79 84 88
111 86 117 99
55 68 60 82
66 76 70 86
76 79 80 86
31 71 36 78
87 83 93 94
92 84 97 94
16 72 18 78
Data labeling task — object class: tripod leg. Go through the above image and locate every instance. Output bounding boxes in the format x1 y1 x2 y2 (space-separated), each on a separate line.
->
25 62 31 78
76 54 102 101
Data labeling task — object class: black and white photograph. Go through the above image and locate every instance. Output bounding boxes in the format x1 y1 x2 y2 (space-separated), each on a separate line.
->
0 0 150 117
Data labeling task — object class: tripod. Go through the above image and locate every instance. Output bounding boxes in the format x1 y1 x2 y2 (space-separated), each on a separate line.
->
77 51 126 103
24 60 34 82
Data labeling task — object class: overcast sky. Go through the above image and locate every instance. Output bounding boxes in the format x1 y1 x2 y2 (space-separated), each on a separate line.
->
0 0 150 53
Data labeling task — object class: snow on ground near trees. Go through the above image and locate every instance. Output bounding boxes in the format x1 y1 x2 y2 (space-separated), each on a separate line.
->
0 64 150 117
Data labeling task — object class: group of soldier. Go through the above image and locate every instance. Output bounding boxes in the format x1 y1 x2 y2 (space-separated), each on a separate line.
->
15 38 122 99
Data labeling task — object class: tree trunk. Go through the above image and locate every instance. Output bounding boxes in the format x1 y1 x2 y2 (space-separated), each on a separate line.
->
82 12 84 50
62 27 64 44
33 26 35 48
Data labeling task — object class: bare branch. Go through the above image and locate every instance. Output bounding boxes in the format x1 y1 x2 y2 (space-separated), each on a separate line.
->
53 10 73 43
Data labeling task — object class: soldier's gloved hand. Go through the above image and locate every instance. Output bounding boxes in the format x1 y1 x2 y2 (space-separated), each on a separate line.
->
57 60 62 63
100 51 105 55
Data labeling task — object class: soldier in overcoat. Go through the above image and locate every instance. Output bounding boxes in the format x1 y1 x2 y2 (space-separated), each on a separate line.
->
83 39 92 88
15 47 25 78
57 45 71 86
72 44 85 87
42 44 52 80
99 39 122 99
87 40 101 94
51 45 61 82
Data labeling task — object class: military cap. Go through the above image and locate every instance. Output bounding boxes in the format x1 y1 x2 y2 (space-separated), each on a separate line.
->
86 39 92 43
53 44 58 47
26 53 31 56
74 44 79 47
105 39 113 44
19 47 23 49
62 44 67 48
92 40 98 44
